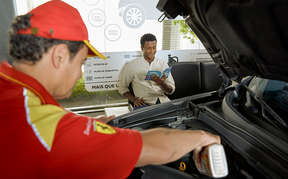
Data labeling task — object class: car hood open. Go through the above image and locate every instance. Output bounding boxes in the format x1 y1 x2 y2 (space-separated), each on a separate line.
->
157 0 288 83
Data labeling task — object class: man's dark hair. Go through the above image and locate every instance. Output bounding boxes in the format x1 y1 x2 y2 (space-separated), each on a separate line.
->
9 14 85 64
140 33 157 47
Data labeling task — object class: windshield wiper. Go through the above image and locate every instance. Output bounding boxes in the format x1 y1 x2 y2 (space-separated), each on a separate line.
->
244 85 288 130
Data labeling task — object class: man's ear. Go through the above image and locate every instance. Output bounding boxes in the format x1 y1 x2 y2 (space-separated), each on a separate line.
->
141 46 144 51
51 44 69 69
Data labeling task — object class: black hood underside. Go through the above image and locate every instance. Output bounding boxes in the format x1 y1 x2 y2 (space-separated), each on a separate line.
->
157 0 288 83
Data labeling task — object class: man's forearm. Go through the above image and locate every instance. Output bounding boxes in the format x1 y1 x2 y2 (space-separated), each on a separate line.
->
159 82 172 93
123 91 137 103
136 128 220 167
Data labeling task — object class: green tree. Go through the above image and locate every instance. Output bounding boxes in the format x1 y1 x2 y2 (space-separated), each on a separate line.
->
174 20 198 44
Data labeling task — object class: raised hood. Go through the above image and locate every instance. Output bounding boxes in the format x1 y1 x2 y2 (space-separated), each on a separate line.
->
157 0 288 83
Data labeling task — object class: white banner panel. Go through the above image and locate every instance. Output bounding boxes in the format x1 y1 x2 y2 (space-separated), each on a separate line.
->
84 49 212 92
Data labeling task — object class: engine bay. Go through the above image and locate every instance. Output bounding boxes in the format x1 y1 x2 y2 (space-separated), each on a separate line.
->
127 114 265 179
110 84 288 179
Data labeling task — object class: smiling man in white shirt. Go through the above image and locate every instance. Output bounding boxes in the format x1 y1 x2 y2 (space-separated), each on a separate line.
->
118 33 175 110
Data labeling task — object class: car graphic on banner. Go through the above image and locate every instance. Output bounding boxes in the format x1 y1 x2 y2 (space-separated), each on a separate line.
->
118 0 163 29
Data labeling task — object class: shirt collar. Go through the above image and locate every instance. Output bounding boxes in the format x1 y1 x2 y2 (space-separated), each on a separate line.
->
0 61 61 106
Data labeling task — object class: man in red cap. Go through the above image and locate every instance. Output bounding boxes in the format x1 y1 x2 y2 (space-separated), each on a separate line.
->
0 1 220 178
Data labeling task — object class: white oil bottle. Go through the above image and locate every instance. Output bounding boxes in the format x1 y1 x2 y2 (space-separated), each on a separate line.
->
194 144 228 178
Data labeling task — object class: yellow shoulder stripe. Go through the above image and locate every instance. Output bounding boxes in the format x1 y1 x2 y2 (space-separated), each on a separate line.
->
25 89 68 151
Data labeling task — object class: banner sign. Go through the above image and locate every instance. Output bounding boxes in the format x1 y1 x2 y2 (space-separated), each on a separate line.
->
84 49 212 92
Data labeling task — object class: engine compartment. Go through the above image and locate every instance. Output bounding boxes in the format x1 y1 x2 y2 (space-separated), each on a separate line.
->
110 84 288 179
127 115 265 179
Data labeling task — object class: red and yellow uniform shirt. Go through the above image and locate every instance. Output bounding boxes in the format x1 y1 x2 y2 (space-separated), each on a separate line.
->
0 61 142 179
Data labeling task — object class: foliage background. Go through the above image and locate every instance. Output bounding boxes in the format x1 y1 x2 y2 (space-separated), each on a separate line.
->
174 20 198 44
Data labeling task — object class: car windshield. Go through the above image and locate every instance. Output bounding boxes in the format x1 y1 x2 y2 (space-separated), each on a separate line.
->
248 77 288 120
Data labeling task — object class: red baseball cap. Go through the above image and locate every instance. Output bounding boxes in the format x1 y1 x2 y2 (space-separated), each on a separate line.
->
17 0 106 59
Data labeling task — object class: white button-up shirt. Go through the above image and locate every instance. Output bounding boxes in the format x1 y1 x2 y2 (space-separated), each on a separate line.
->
118 56 175 105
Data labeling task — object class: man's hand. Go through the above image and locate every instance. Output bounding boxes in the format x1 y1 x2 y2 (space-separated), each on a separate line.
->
134 98 146 107
152 73 167 86
152 73 173 94
193 132 221 163
95 115 115 123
